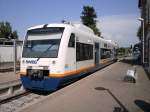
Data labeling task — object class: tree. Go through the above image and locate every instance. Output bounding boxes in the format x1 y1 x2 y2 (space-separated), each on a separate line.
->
117 47 126 55
0 21 18 39
11 30 18 39
81 6 101 37
133 43 141 52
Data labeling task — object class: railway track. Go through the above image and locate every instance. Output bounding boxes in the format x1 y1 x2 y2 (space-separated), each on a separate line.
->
0 79 23 102
0 92 44 112
0 80 47 112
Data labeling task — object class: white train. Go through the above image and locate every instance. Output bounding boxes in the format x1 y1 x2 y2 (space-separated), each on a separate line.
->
20 23 118 91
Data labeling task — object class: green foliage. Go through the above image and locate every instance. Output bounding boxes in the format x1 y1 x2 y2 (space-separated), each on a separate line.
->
90 24 101 36
11 30 18 39
81 6 97 26
117 47 126 55
81 6 101 37
0 21 18 39
133 43 141 52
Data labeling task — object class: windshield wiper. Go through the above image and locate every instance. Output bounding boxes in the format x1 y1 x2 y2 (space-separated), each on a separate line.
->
36 44 54 61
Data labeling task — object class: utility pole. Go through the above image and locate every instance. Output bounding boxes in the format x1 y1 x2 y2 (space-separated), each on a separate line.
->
138 18 145 65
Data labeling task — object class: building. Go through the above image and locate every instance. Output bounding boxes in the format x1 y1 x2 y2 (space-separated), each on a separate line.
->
138 0 150 73
0 39 23 62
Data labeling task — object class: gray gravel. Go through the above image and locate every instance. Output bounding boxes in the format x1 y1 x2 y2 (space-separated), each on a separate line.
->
0 93 43 112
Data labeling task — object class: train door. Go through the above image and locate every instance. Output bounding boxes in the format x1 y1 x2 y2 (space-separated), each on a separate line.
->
68 33 76 71
95 43 99 65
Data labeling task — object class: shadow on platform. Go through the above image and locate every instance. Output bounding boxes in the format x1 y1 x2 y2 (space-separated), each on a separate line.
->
95 87 128 112
120 58 141 66
135 100 150 112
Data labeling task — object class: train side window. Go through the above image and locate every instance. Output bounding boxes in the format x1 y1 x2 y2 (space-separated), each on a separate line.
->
68 33 75 48
76 42 93 61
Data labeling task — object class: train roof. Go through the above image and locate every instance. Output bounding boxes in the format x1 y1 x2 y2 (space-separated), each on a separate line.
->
28 23 68 30
28 23 93 33
27 23 118 47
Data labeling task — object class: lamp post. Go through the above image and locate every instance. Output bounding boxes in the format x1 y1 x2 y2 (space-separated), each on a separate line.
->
138 17 145 64
13 39 17 74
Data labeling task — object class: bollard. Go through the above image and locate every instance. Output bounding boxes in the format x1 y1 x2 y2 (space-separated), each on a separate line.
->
7 86 14 95
124 66 137 83
20 85 25 91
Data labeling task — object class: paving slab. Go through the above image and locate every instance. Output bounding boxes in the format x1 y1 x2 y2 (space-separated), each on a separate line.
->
20 62 150 112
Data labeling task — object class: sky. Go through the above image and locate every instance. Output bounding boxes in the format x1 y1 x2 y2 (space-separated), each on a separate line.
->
0 0 140 47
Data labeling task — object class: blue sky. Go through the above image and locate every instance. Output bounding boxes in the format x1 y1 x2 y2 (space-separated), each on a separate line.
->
0 0 139 47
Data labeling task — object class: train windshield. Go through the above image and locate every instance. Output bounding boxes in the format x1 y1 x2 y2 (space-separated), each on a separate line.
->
22 27 64 58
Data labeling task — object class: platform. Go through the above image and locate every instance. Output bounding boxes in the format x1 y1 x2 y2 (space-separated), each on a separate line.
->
20 62 150 112
0 71 20 84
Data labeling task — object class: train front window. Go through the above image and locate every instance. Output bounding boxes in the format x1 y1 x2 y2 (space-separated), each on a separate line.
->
23 39 60 58
22 27 64 58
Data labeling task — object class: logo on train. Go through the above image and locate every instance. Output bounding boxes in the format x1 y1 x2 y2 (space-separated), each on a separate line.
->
25 60 37 64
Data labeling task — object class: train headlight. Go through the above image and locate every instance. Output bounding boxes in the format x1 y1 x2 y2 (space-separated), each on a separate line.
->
52 60 56 65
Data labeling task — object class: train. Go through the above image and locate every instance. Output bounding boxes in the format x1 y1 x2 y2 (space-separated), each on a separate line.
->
20 22 118 91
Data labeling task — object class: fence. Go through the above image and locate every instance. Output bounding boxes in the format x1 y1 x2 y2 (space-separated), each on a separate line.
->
0 45 22 62
0 40 23 70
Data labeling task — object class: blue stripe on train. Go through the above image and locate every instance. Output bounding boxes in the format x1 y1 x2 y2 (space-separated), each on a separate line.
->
20 71 84 91
21 75 62 91
20 67 93 91
20 60 115 91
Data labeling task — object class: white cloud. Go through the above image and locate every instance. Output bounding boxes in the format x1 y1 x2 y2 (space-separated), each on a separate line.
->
97 14 140 47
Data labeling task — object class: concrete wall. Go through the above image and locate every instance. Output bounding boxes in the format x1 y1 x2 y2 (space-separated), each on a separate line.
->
0 45 22 62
